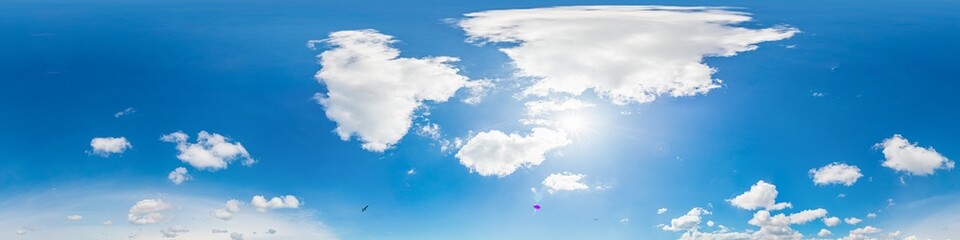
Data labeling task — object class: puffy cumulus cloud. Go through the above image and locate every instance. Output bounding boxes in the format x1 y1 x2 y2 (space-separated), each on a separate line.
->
251 195 300 212
747 210 801 240
67 214 83 220
845 217 862 225
823 216 841 227
168 167 191 185
662 207 710 231
161 131 255 171
787 208 828 224
458 6 797 105
728 180 792 211
524 99 595 116
309 29 476 152
877 134 954 176
819 229 832 237
90 137 132 157
867 213 877 218
809 162 863 186
128 199 172 225
843 226 882 240
456 128 570 177
542 172 589 193
211 199 241 220
658 208 668 214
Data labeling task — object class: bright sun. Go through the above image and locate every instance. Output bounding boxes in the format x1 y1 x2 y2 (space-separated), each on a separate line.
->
557 114 587 132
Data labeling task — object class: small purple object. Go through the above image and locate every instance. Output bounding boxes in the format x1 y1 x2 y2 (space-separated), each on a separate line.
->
533 204 541 210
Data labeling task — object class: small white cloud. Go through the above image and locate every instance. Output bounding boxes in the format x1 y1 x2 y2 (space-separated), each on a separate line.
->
160 226 189 238
542 172 589 193
455 128 570 177
619 218 629 224
211 199 241 220
823 216 841 227
661 207 710 231
309 29 477 152
727 180 792 211
167 167 191 185
877 134 953 176
462 79 495 104
788 208 828 224
845 226 882 239
102 220 112 225
809 162 863 186
812 92 827 97
251 195 300 212
867 213 877 218
706 220 714 227
90 137 132 157
657 208 668 214
127 199 171 225
114 107 136 118
845 217 862 225
67 215 83 221
161 131 255 171
406 168 416 175
818 228 832 237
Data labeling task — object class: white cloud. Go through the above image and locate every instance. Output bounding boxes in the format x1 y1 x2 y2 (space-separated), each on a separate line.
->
867 213 877 219
211 199 241 220
727 180 792 211
458 6 797 105
102 220 112 225
524 98 594 116
877 134 954 176
168 167 191 185
161 226 190 238
824 216 841 227
127 199 171 225
455 127 570 177
251 195 300 212
845 217 862 225
90 137 132 157
658 208 668 214
406 168 416 175
67 215 83 221
819 228 832 237
748 210 802 240
662 207 710 231
542 172 589 193
462 79 495 104
620 218 629 224
788 208 828 224
809 162 863 186
309 29 475 152
114 107 136 118
161 131 255 171
844 226 882 240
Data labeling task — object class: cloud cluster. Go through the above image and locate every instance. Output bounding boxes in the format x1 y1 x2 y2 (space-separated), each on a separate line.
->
542 172 589 193
161 131 255 171
455 128 570 177
459 6 798 105
128 199 171 225
877 134 953 176
662 207 711 231
251 195 300 212
90 137 132 157
309 29 474 152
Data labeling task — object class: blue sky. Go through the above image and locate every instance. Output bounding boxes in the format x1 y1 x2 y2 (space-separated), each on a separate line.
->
1 0 959 239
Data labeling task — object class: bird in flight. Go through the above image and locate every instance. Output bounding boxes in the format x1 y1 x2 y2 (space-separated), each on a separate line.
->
362 205 369 212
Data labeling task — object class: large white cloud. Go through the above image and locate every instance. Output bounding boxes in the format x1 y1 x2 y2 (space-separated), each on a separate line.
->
458 6 798 105
128 199 172 225
728 180 792 211
90 137 132 157
251 195 300 212
309 29 474 152
809 163 863 186
161 131 255 171
877 134 954 176
542 172 589 193
455 128 570 177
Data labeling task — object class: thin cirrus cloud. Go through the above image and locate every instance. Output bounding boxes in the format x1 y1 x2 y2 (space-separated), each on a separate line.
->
877 134 954 176
458 6 798 105
89 137 132 157
809 162 863 186
308 29 480 152
160 131 255 171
